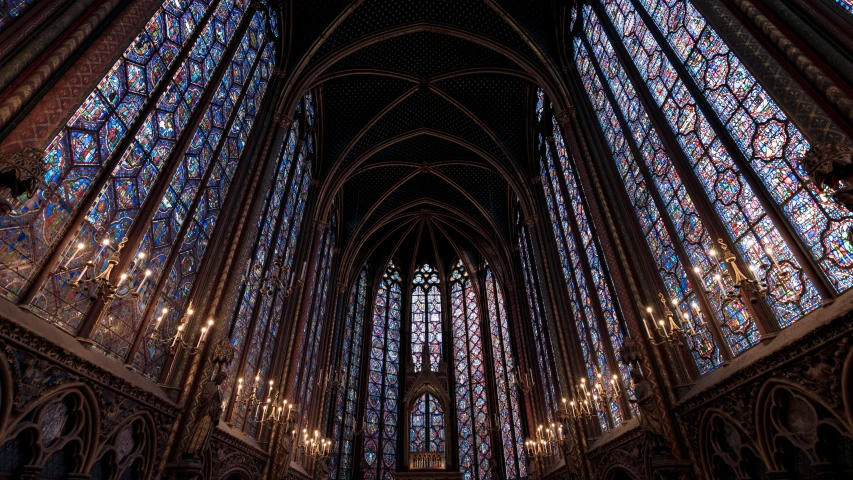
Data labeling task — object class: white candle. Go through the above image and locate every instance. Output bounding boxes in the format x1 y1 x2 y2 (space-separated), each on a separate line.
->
63 242 85 268
135 269 152 294
765 247 779 268
197 327 208 348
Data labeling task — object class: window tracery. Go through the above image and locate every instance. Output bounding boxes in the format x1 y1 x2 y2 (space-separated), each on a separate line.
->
363 260 402 480
411 264 441 372
450 260 493 480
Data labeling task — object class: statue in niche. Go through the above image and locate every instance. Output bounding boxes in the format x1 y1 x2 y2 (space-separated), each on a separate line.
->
628 367 670 457
183 371 228 460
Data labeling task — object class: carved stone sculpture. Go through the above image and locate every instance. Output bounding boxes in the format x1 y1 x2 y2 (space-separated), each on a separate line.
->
183 371 227 460
314 456 330 480
0 147 44 216
801 143 853 210
628 367 670 457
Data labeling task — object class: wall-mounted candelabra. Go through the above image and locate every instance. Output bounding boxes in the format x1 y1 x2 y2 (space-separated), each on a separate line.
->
700 238 789 307
61 237 153 302
642 294 697 347
525 424 558 460
154 304 214 385
508 366 535 393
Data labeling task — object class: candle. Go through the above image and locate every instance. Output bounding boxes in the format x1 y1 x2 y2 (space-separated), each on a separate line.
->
75 264 90 282
197 327 208 348
95 238 110 258
63 242 85 268
643 318 654 339
570 400 576 416
658 320 669 338
714 274 724 290
117 273 128 287
765 247 779 268
171 324 184 347
135 269 152 294
562 397 568 415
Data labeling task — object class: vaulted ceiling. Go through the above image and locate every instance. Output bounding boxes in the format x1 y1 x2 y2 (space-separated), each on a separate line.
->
281 0 568 281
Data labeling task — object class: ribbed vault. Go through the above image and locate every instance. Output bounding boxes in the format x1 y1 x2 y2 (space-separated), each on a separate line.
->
276 0 571 290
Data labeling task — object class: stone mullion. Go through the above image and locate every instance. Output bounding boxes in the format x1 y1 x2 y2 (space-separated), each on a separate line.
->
73 7 260 340
0 0 144 142
350 273 377 480
17 0 223 306
574 33 732 369
124 37 266 365
588 0 782 337
476 269 507 480
712 0 853 132
625 0 837 299
544 132 630 424
397 264 414 472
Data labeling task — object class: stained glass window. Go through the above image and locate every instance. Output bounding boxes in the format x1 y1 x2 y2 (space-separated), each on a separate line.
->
484 267 526 479
23 0 252 329
219 91 314 434
363 260 402 480
635 0 852 294
294 216 336 432
574 13 753 365
595 0 825 326
410 393 445 455
450 260 492 480
536 100 633 425
516 221 562 426
331 269 368 480
411 264 441 372
131 39 276 378
88 10 270 362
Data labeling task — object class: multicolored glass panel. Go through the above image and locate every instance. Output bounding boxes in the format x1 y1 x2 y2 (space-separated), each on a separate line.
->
331 269 368 480
410 393 444 454
363 261 402 480
411 264 441 372
90 10 268 361
636 0 853 293
576 11 756 362
0 0 217 306
27 0 251 330
596 0 823 326
450 260 492 480
484 267 526 479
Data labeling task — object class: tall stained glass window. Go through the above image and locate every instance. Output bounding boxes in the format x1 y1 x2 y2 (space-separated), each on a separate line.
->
535 87 633 426
450 260 492 480
294 214 336 432
411 264 441 372
219 91 314 438
363 261 402 480
484 267 526 479
560 0 852 379
410 393 445 455
331 268 368 480
516 209 562 426
0 1 288 373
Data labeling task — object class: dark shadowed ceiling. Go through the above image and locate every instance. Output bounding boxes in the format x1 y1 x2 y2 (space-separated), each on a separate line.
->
282 0 565 280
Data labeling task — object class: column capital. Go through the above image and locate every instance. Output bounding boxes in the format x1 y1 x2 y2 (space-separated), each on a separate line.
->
274 113 293 129
554 106 576 125
523 215 539 227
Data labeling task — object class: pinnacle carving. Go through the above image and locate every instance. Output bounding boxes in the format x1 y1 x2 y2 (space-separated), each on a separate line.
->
0 147 45 217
